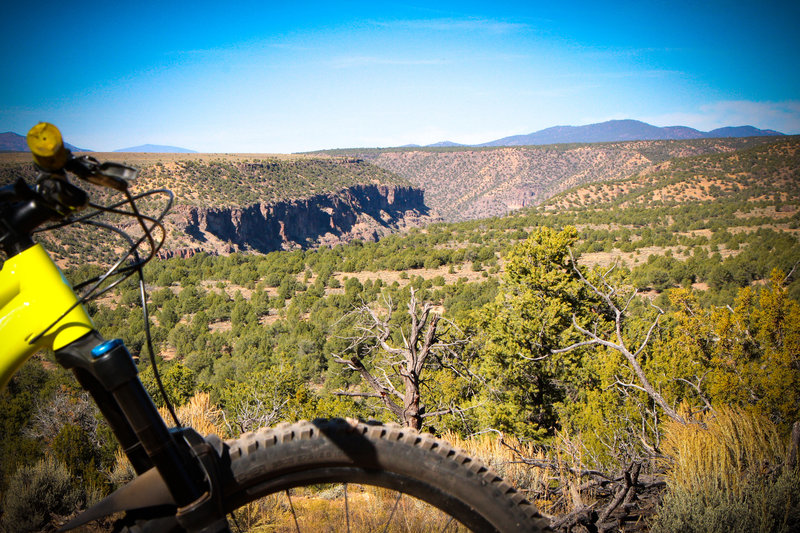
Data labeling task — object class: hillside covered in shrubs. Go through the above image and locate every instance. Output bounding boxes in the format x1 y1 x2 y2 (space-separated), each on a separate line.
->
1 137 799 531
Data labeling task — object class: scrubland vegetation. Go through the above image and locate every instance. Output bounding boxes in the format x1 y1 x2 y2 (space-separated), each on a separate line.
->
325 135 786 221
1 138 799 531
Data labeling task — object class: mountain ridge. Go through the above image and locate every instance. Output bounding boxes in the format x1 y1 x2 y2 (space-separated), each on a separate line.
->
114 144 197 153
472 119 783 147
2 119 785 153
0 131 88 152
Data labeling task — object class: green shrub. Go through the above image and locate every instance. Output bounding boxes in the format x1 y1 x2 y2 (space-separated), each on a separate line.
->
651 408 800 533
1 457 81 532
52 423 108 496
651 469 800 533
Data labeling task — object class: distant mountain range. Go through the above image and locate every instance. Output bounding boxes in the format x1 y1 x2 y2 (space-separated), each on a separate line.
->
422 120 784 148
2 119 787 153
0 132 196 153
0 131 88 152
114 144 197 153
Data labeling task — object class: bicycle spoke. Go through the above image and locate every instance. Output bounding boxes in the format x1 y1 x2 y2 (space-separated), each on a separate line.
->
382 492 403 533
438 515 455 532
344 483 350 533
229 511 244 533
285 489 300 533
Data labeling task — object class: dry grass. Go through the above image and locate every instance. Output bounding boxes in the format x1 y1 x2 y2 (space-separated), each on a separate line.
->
233 485 472 532
208 320 233 333
109 392 227 485
162 392 228 437
331 263 491 290
652 406 800 532
440 430 598 516
580 243 742 270
660 407 786 500
200 279 258 300
440 431 552 501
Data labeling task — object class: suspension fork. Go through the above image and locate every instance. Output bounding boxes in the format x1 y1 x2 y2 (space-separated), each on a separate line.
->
56 332 208 508
57 333 231 532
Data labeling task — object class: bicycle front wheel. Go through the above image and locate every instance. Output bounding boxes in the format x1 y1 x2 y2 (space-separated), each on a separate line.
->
222 418 551 532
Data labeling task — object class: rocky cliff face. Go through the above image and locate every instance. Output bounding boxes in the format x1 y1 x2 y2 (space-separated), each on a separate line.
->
160 184 434 257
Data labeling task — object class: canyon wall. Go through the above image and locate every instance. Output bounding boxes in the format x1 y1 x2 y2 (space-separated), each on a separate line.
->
160 184 433 257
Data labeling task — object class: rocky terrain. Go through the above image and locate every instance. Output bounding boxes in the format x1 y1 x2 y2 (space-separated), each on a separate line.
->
1 136 793 262
0 154 435 263
343 136 787 221
162 184 431 257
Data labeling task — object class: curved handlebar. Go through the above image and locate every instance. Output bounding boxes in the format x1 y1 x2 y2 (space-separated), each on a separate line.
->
0 123 142 255
26 122 136 192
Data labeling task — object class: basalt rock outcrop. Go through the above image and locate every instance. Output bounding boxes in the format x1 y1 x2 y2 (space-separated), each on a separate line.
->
162 184 434 257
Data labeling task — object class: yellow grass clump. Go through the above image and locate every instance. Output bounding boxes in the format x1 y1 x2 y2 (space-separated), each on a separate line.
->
439 430 578 513
158 391 228 438
660 406 786 500
110 392 227 485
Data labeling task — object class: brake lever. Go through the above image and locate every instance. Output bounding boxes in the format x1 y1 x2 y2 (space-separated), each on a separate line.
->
93 162 138 191
66 156 136 192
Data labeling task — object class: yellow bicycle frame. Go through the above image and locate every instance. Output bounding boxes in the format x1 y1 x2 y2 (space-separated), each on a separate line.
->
0 243 94 388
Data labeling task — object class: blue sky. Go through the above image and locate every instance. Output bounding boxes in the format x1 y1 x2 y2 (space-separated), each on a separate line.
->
1 1 798 152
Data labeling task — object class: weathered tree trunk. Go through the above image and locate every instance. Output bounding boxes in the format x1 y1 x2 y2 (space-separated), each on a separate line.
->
788 421 800 469
402 374 423 430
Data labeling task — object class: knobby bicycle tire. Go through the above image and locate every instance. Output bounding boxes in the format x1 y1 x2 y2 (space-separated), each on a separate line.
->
221 418 552 532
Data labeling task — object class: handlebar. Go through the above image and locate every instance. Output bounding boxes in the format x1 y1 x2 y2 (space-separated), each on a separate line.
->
0 123 143 256
27 122 137 191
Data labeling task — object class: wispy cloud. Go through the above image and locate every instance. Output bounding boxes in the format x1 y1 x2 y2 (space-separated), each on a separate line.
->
577 45 686 60
269 42 315 52
643 100 800 134
371 18 528 34
328 56 447 69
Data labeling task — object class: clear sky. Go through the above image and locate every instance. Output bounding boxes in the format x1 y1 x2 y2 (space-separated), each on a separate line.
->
1 1 798 152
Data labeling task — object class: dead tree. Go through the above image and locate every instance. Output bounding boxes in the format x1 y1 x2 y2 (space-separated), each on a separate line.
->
332 287 467 429
553 253 686 425
789 421 800 469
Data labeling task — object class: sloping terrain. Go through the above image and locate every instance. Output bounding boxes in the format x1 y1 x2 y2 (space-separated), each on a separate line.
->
546 137 800 210
120 153 410 207
340 136 786 221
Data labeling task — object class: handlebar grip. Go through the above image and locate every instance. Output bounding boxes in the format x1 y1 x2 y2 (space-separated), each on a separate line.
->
27 122 70 172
